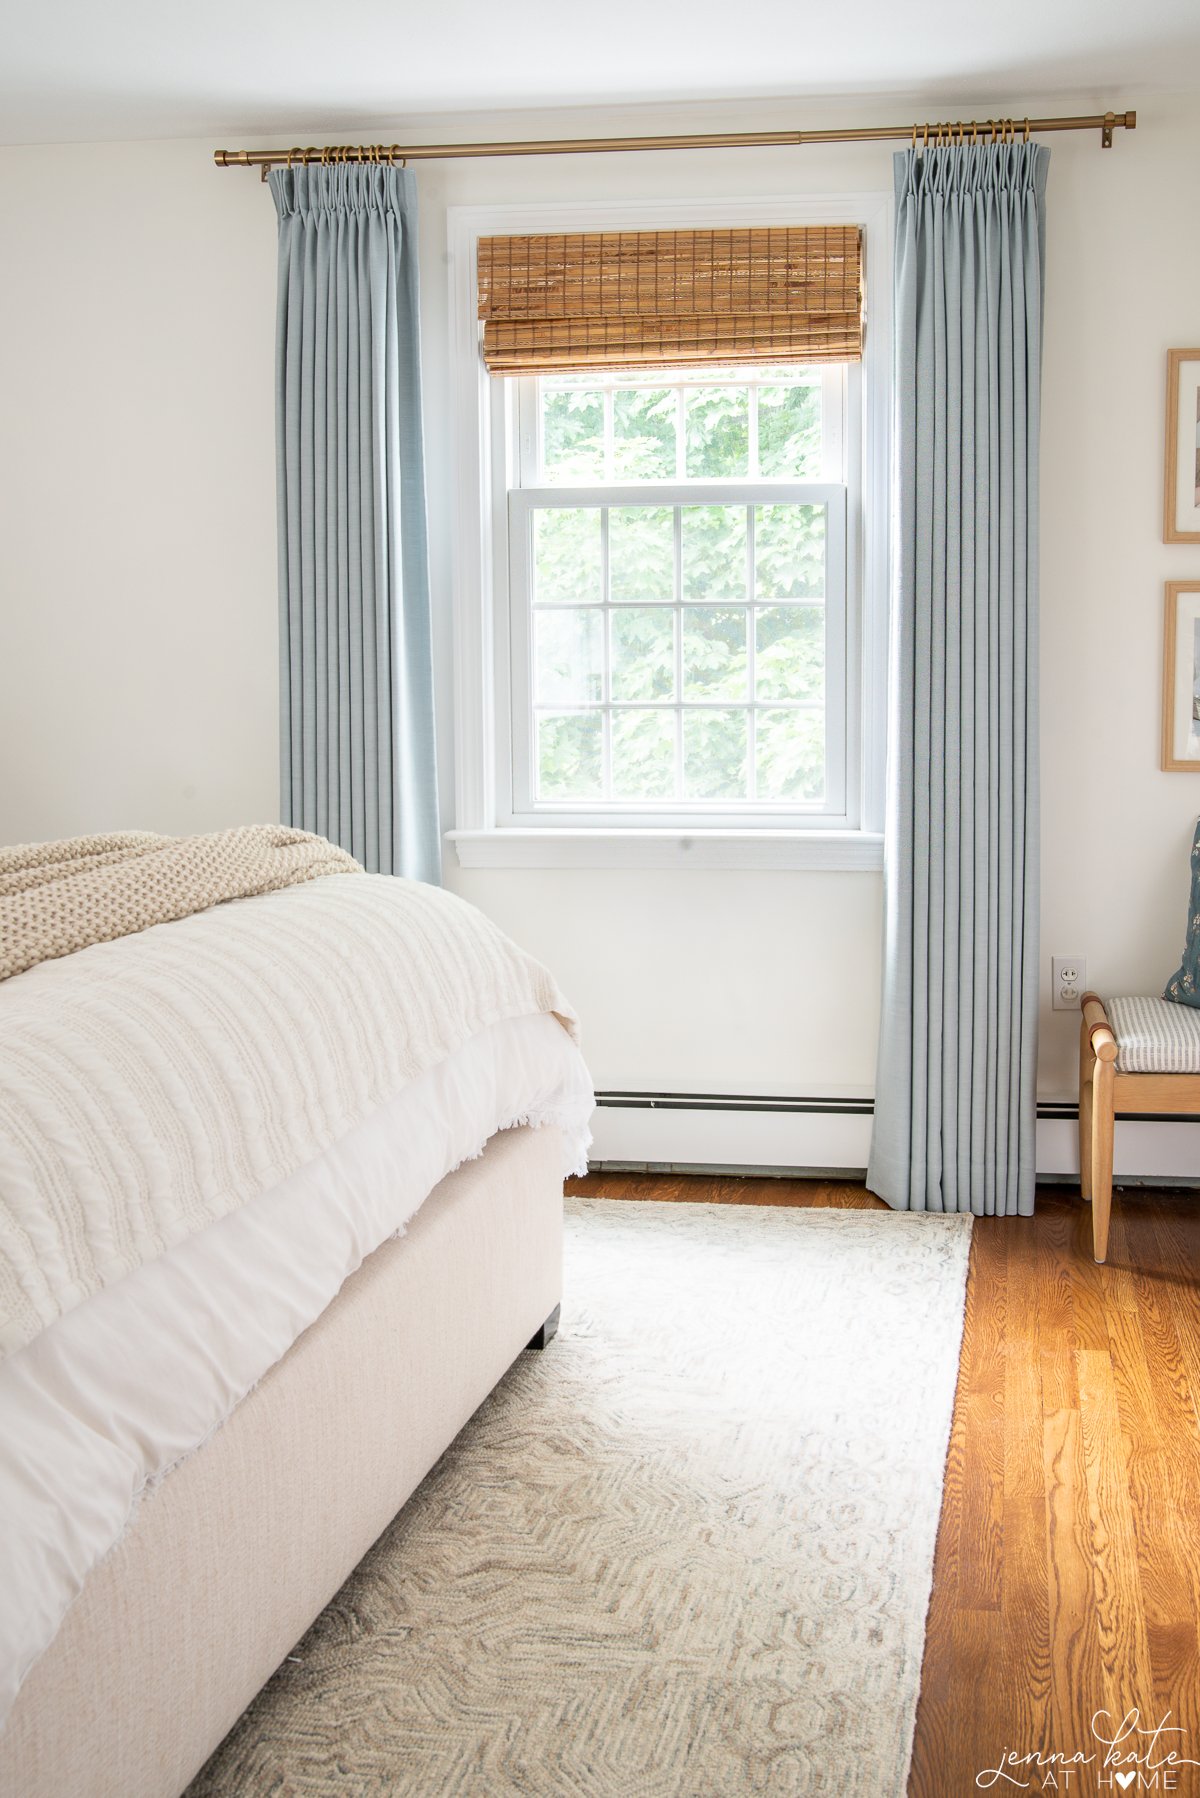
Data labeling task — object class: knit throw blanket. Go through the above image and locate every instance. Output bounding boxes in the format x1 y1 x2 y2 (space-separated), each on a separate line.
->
0 867 578 1358
0 827 361 983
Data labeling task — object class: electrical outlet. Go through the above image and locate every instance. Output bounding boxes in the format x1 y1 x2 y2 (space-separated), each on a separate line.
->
1052 954 1087 1012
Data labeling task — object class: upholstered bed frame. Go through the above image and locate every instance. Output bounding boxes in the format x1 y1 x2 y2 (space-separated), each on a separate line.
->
0 1123 565 1798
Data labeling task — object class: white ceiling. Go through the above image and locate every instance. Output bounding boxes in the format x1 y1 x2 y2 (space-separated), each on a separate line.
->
3 0 1199 146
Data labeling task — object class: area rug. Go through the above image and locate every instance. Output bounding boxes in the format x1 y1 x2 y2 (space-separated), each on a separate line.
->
188 1197 973 1798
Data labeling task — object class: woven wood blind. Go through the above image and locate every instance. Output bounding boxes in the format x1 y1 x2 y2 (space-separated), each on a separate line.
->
476 227 863 375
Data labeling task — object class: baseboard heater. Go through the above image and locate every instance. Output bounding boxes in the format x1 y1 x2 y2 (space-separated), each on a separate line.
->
589 1091 1200 1184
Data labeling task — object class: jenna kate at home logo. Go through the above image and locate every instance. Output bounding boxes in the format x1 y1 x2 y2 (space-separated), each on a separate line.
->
976 1712 1200 1790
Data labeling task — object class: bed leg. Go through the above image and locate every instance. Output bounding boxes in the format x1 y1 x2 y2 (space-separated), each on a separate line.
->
526 1304 560 1351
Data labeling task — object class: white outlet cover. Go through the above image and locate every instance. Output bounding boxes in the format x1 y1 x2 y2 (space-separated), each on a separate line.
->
1051 954 1087 1011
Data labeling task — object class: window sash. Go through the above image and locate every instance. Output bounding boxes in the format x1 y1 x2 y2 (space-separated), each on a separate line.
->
506 483 848 828
515 365 845 487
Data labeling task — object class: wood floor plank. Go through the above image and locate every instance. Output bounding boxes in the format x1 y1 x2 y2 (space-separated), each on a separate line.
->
1044 1404 1107 1755
1076 1346 1158 1725
574 1168 1200 1791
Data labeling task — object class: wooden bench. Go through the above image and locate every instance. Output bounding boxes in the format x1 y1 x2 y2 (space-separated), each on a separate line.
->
1079 991 1200 1261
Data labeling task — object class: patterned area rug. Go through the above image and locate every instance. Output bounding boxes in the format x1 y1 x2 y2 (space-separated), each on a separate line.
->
189 1198 972 1798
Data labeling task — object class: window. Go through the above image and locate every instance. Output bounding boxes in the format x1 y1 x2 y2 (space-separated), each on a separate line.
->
447 198 890 870
505 362 853 828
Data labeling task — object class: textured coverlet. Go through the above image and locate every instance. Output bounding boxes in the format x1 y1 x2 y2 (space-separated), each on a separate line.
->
0 876 577 1358
0 827 361 983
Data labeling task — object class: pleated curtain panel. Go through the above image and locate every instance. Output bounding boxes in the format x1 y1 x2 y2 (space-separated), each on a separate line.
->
268 164 440 882
869 142 1050 1217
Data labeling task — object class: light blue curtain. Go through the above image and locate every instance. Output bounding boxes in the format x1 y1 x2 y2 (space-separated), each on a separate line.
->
868 143 1049 1217
269 164 440 882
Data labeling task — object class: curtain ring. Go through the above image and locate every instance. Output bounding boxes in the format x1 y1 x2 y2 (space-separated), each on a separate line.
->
922 121 929 149
1023 118 1030 143
911 123 917 150
971 119 978 144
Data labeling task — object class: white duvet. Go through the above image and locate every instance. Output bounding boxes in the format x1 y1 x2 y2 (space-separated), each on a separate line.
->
0 875 577 1356
0 1009 593 1731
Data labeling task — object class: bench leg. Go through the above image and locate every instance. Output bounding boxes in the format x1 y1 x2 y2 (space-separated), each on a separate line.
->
1091 1054 1115 1263
1078 1015 1094 1203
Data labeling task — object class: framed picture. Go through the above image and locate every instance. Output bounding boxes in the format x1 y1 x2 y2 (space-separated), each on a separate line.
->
1164 349 1200 543
1162 582 1200 771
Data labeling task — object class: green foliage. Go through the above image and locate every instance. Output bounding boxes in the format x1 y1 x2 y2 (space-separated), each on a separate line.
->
758 382 821 478
535 610 602 705
682 506 746 599
542 388 604 482
612 609 674 701
531 369 830 804
756 606 823 702
537 713 602 798
612 388 675 479
756 504 825 599
684 711 748 800
685 388 748 477
610 508 672 601
534 510 601 604
612 711 674 799
683 607 747 700
757 709 824 801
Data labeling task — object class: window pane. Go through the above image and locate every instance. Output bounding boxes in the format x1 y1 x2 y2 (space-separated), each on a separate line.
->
534 509 602 604
754 504 825 600
685 387 750 477
537 713 603 799
610 506 674 602
682 606 748 700
755 605 824 702
535 610 603 705
611 608 675 701
541 384 605 482
757 381 822 478
683 710 748 800
681 505 747 600
756 709 824 802
611 710 676 799
612 387 676 479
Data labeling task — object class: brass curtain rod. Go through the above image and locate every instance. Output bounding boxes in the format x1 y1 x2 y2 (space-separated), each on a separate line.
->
214 109 1136 178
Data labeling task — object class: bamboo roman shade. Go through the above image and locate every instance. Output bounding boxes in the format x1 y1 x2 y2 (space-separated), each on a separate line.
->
476 227 863 375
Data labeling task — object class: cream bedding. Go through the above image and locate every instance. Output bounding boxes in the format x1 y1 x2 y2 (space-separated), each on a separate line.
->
0 825 360 982
0 874 577 1357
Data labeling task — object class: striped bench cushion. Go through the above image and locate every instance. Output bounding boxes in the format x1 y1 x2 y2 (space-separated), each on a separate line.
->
1105 995 1200 1074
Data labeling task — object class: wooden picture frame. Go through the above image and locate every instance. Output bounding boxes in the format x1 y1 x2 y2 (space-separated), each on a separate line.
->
1164 350 1200 543
1162 581 1200 771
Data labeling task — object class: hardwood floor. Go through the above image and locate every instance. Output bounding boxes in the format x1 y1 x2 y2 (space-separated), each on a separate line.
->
566 1170 1200 1794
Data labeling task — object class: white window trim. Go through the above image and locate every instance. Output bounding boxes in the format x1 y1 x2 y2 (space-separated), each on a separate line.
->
445 190 892 874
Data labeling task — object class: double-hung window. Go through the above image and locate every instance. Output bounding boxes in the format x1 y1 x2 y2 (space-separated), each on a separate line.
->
451 213 887 865
508 362 851 826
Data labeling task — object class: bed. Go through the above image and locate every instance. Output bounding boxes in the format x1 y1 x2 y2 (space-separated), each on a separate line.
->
0 829 593 1798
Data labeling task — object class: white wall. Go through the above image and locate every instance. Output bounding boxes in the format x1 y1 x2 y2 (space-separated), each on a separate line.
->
1 91 1198 1140
0 142 279 839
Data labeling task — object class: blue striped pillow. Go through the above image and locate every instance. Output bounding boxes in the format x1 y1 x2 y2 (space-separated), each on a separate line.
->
1164 819 1200 1008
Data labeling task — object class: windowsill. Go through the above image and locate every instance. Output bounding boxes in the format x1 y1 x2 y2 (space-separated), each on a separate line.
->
446 828 884 872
